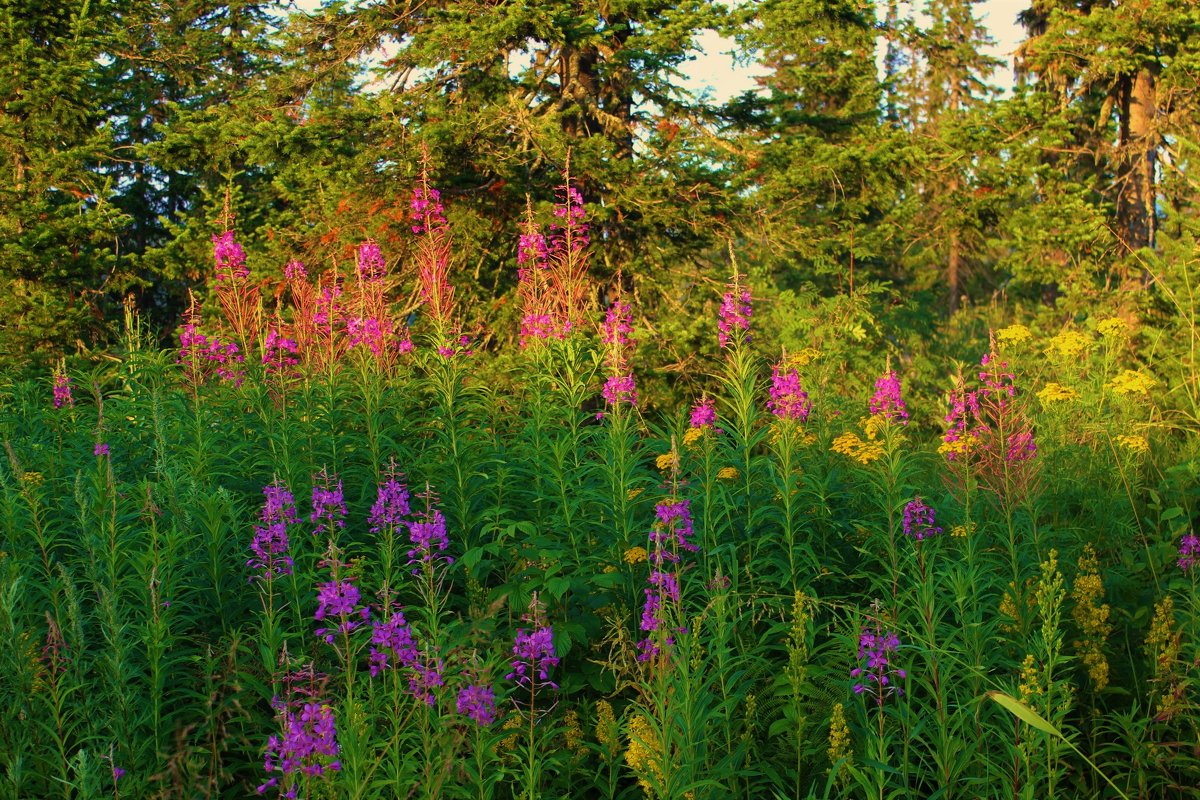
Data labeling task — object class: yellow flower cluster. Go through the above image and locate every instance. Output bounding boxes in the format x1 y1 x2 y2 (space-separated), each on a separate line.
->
1070 546 1112 692
682 427 704 447
564 709 586 756
1115 434 1149 454
1097 318 1129 339
716 466 739 480
788 347 822 367
1146 596 1183 721
596 700 620 759
950 521 976 539
831 432 884 465
1037 382 1079 405
1046 329 1093 359
655 452 677 471
937 429 980 458
625 713 664 797
623 546 648 565
627 487 644 500
997 324 1033 347
827 702 852 782
1110 369 1155 396
20 471 44 487
1018 654 1042 702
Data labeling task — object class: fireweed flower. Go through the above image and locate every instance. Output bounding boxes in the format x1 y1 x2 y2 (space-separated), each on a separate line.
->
869 371 908 423
597 300 637 420
901 497 941 541
717 282 752 348
601 374 637 409
508 626 559 691
52 367 74 409
356 240 387 283
263 329 300 375
212 231 248 282
248 482 298 580
258 702 341 796
1179 532 1200 572
310 473 347 537
850 624 906 703
411 183 446 235
369 476 411 534
407 506 453 573
690 398 717 429
94 443 110 457
368 608 418 677
652 499 697 561
768 365 812 422
314 579 370 644
408 650 446 706
456 684 498 726
639 498 696 661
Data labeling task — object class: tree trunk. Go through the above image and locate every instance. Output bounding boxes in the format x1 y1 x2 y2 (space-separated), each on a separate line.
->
1117 67 1157 253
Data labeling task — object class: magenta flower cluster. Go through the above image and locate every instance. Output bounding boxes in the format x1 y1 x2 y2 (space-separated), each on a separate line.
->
1179 531 1199 572
179 323 245 385
639 498 697 660
717 286 752 348
768 365 812 422
411 184 446 235
368 609 417 677
310 474 347 537
508 625 559 691
902 496 941 541
690 397 717 429
314 579 370 644
212 231 249 282
356 240 386 283
407 508 452 571
551 184 588 253
870 371 908 422
456 683 497 726
248 482 298 580
258 702 341 796
851 625 906 703
263 329 300 375
52 370 73 409
368 476 411 534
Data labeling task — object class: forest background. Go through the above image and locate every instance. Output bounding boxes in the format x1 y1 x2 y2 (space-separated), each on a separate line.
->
1 0 1198 396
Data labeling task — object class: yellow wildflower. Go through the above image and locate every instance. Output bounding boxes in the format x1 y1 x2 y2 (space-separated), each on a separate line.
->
937 429 980 458
602 564 619 574
1070 546 1112 691
716 466 739 480
627 487 644 500
655 452 677 471
1110 369 1155 396
1018 654 1042 702
830 432 885 465
1046 329 1092 360
997 324 1033 347
1037 383 1079 405
682 427 703 447
623 546 648 565
827 702 852 782
498 713 522 754
950 521 976 539
564 709 585 756
789 347 822 367
1097 318 1129 339
626 713 664 797
1115 434 1149 454
20 471 44 487
1146 596 1183 721
596 700 619 759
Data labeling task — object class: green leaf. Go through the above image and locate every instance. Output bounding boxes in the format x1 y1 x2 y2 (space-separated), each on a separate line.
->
985 691 1059 736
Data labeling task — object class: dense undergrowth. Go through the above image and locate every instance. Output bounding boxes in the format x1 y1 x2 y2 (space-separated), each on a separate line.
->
1 172 1199 800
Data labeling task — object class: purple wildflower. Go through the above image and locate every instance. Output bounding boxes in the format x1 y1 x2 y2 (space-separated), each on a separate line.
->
112 766 125 782
411 184 446 235
52 369 74 409
94 443 109 457
408 650 446 706
601 374 638 410
310 473 347 537
602 302 633 348
652 499 697 561
690 398 717 429
263 329 300 375
314 580 369 644
1006 430 1037 463
212 231 248 282
1179 532 1200 573
407 508 451 570
870 371 908 423
902 497 941 541
368 609 418 677
369 476 411 534
284 260 307 281
717 284 752 348
356 240 387 283
258 702 341 796
248 482 298 580
508 626 559 690
551 183 588 252
768 365 812 422
456 684 497 726
850 623 906 704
